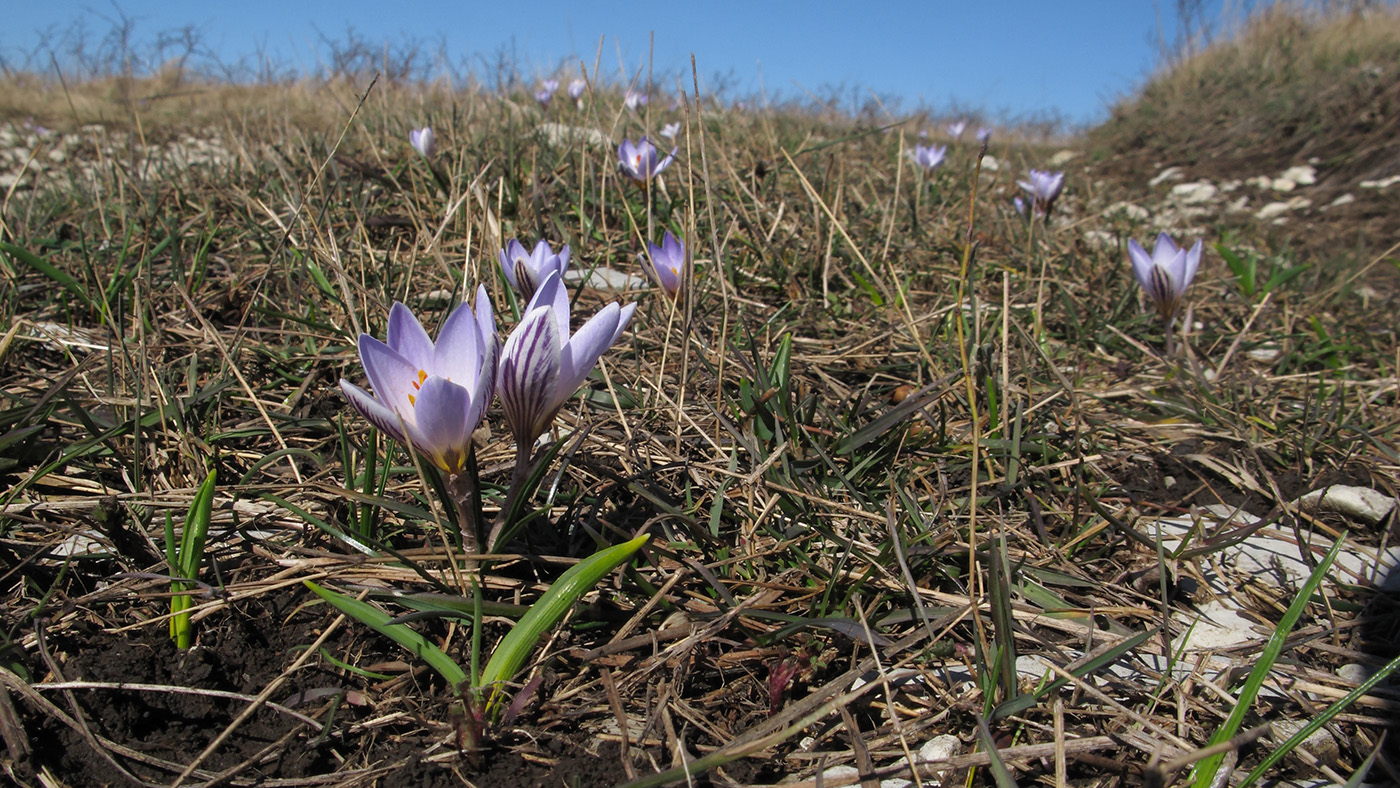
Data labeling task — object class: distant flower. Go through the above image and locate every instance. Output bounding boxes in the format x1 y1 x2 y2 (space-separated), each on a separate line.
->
735 101 748 112
1129 232 1203 320
1013 196 1027 218
409 127 436 159
976 126 992 143
618 137 677 185
918 128 929 139
340 292 497 474
569 78 587 99
497 271 636 450
659 121 681 140
625 89 648 109
640 231 686 296
536 79 559 107
947 121 966 139
907 144 947 172
1017 169 1065 216
499 239 571 301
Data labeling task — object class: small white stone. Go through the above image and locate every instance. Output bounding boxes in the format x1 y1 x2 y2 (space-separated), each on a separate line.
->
1280 165 1317 186
1102 201 1150 220
1270 720 1338 764
46 148 66 163
1227 196 1251 213
1337 663 1372 684
1170 182 1217 204
537 122 609 148
980 155 999 171
1049 149 1080 167
1082 230 1116 249
1245 175 1273 190
563 266 647 290
1246 346 1281 363
1326 193 1355 208
1360 174 1400 189
1218 179 1242 192
1295 486 1397 525
1255 201 1293 220
1271 177 1297 192
1149 166 1184 186
918 734 961 764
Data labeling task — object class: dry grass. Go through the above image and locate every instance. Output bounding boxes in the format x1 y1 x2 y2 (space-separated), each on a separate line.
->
0 9 1398 786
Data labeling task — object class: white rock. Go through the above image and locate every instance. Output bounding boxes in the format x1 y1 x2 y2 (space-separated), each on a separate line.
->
1255 201 1294 220
1149 166 1184 186
1049 149 1080 167
417 289 458 308
1174 600 1263 652
1170 182 1217 204
1337 663 1373 684
979 155 999 171
538 122 609 148
1103 201 1150 220
1218 179 1242 192
1280 165 1317 186
1270 720 1338 764
563 266 647 290
1246 346 1281 363
1295 486 1397 526
47 148 66 163
815 765 909 788
1271 177 1297 192
1227 196 1251 213
1083 230 1116 249
1360 174 1400 189
1326 193 1355 208
1245 175 1273 190
918 734 961 764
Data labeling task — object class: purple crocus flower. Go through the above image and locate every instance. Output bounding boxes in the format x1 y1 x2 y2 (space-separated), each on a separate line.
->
947 121 966 139
1129 232 1203 320
339 290 497 474
499 239 571 301
625 89 648 110
542 79 559 94
640 231 686 296
569 78 587 99
618 137 677 185
976 127 992 143
1013 196 1028 218
1017 169 1065 216
409 127 436 159
659 121 681 140
907 144 947 172
497 271 636 450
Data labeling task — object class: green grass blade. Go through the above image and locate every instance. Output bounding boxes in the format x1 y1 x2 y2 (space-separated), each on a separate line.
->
303 581 469 691
1237 648 1400 788
478 534 649 709
1191 535 1345 787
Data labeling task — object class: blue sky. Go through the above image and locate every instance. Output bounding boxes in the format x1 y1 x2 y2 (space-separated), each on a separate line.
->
5 1 1231 127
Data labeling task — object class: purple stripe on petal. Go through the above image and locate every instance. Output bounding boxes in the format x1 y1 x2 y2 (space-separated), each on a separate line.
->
340 380 408 443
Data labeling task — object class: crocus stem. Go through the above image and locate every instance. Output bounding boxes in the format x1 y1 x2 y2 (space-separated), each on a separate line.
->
1164 315 1176 358
445 469 481 557
488 440 536 551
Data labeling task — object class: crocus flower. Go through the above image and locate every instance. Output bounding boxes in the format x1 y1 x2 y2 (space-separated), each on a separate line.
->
542 79 559 94
1017 169 1065 216
569 78 587 99
618 137 677 185
1013 196 1027 218
409 127 436 159
976 127 992 143
640 231 686 296
499 239 571 301
625 89 648 110
1129 232 1203 320
907 144 947 172
947 121 967 139
340 290 497 474
497 271 636 451
659 121 681 140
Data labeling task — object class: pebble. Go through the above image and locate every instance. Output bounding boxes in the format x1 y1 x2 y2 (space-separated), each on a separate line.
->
1170 182 1217 204
1280 164 1317 186
1149 166 1184 186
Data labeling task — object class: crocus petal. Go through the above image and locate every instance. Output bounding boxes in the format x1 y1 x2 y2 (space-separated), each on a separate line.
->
1128 239 1155 290
1152 232 1179 264
340 380 407 443
557 303 622 399
358 335 421 414
386 302 434 370
1182 239 1204 288
433 301 484 383
524 270 571 345
499 240 528 291
499 306 562 445
408 376 474 471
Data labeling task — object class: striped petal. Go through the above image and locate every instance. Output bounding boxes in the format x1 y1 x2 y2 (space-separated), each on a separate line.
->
339 380 407 443
499 306 561 446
